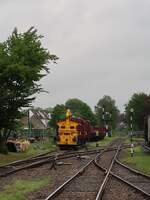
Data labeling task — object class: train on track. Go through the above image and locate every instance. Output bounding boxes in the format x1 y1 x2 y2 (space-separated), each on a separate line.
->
56 109 106 149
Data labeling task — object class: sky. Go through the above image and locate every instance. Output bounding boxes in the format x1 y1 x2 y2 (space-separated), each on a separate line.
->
0 0 150 112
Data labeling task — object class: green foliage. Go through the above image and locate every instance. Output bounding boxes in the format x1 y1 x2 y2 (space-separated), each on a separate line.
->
95 95 119 129
0 177 50 200
65 98 97 126
0 27 58 145
49 104 66 128
49 99 97 129
125 93 150 130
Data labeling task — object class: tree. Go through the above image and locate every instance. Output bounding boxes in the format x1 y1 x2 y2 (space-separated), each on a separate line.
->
49 104 66 129
65 98 97 126
95 95 119 129
0 27 58 153
125 93 150 130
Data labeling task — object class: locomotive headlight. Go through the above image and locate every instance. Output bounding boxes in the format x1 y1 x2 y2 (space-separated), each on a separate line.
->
73 137 77 142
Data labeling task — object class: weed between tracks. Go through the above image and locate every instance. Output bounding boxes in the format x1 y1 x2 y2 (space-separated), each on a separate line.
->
120 146 150 175
0 176 51 200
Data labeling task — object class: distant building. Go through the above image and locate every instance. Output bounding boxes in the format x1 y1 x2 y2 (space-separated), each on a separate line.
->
20 109 50 133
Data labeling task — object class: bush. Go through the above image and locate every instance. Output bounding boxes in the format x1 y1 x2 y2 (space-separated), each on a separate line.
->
0 145 8 154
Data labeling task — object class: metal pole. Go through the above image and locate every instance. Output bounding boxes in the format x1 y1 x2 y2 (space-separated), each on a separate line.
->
130 111 133 143
28 109 32 138
130 108 134 157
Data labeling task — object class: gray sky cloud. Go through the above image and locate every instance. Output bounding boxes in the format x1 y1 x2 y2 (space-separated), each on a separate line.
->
0 0 150 112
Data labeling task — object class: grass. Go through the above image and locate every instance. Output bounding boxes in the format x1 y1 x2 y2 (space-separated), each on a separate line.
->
0 177 50 200
87 134 118 148
0 138 56 166
121 146 150 175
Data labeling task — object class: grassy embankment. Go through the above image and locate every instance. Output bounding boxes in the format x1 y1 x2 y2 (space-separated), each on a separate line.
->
0 176 50 200
120 145 150 175
0 139 56 166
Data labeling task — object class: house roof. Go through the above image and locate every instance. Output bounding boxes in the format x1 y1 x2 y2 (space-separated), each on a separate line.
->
21 109 50 129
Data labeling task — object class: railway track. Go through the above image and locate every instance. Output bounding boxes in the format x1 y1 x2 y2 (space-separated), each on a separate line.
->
95 147 150 200
112 159 150 194
0 148 110 177
0 142 132 178
44 142 150 200
44 150 106 200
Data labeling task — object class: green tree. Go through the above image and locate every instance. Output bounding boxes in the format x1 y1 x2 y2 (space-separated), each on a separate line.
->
95 95 119 129
65 98 97 126
125 93 150 130
49 104 66 129
0 27 58 153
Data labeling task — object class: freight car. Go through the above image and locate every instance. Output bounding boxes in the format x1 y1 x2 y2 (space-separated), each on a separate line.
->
56 109 106 149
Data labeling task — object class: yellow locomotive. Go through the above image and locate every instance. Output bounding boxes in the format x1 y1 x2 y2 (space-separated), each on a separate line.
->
56 109 79 148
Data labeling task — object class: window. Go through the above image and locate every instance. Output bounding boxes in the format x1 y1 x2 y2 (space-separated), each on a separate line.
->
64 133 70 135
61 126 65 129
70 126 74 129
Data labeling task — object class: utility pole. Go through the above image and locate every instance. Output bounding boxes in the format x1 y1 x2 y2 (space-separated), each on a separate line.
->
130 108 134 144
102 106 108 137
130 108 134 157
95 105 111 137
28 109 32 138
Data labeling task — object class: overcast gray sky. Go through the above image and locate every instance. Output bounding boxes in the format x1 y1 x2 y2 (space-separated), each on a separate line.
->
0 0 150 112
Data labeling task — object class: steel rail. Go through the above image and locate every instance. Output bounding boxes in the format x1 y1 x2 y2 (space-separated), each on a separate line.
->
0 158 51 177
95 147 150 199
95 147 120 200
0 149 103 177
115 158 150 179
42 142 141 200
0 149 97 169
0 148 104 169
0 151 55 168
0 145 136 178
44 146 115 200
44 159 94 200
110 172 150 197
0 143 133 170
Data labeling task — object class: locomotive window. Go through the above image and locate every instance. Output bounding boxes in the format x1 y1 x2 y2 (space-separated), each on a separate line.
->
61 126 65 129
64 133 70 135
70 126 74 129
